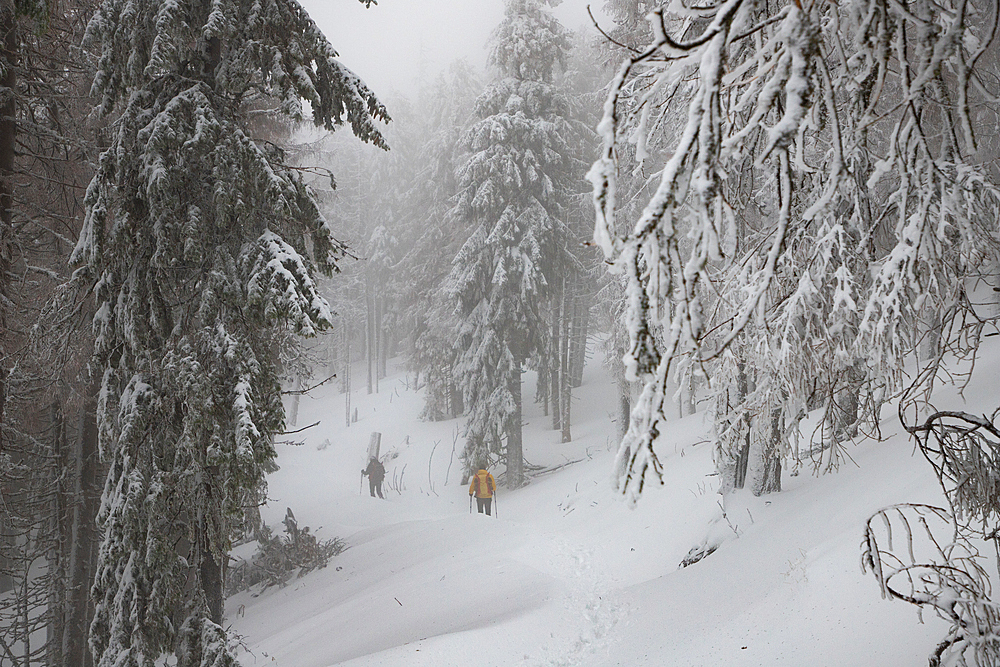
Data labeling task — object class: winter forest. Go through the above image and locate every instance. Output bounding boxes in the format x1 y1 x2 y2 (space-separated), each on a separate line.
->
4 0 1000 664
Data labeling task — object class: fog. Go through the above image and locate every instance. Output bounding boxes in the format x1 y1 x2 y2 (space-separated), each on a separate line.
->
300 0 609 99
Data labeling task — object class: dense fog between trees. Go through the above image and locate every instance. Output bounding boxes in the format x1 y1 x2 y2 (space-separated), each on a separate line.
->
2 0 1000 664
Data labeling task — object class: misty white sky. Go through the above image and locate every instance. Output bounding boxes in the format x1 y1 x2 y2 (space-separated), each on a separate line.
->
300 0 610 100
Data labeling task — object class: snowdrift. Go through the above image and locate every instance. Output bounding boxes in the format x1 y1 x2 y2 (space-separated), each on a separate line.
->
228 342 1000 666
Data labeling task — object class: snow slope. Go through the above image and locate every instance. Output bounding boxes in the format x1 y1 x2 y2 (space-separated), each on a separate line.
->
228 341 1000 666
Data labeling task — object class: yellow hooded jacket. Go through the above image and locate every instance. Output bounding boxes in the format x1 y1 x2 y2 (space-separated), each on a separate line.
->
469 469 495 498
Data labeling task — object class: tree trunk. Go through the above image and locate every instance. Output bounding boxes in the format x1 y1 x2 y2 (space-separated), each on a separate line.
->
288 376 301 427
506 370 523 489
365 280 373 395
0 3 15 560
343 319 351 428
991 257 1000 319
748 407 783 496
681 372 696 417
734 428 750 490
449 371 463 417
559 282 571 443
63 380 99 667
200 546 223 625
719 369 751 493
374 296 383 390
550 280 562 431
537 354 549 417
199 465 224 626
560 377 572 443
0 0 14 342
616 377 630 443
0 367 5 459
832 363 861 440
921 308 942 365
47 400 68 667
568 287 589 389
377 297 387 381
0 366 9 595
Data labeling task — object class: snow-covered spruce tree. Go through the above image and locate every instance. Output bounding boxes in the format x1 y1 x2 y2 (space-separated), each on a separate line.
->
449 0 575 488
71 1 387 665
590 0 1000 502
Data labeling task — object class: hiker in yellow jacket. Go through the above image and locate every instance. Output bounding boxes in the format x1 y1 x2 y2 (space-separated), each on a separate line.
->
468 467 496 515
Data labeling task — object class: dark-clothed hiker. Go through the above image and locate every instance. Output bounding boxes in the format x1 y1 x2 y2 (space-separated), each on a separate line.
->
468 468 496 515
362 457 385 498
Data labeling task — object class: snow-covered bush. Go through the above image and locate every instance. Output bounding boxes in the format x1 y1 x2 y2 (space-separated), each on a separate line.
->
226 508 346 596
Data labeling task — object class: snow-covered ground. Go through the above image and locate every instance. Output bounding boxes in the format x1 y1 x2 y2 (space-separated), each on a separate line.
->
227 340 1000 666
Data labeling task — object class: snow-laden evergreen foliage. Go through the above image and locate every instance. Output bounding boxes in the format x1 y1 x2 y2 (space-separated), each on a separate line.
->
592 0 1000 503
449 0 576 488
72 1 388 665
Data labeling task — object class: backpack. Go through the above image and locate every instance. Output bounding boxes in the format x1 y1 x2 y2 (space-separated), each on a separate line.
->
474 472 494 497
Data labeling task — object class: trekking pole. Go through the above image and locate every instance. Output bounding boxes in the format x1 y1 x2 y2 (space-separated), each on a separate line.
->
493 494 498 519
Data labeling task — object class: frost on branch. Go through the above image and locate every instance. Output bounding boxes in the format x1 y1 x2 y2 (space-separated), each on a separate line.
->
863 410 1000 666
593 0 1000 500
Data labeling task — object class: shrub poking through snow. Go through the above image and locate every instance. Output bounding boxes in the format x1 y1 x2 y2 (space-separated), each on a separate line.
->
227 508 346 596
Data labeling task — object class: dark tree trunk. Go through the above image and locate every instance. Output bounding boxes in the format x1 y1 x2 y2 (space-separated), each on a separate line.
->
377 298 387 381
47 400 68 667
733 429 750 490
506 370 523 489
365 279 373 395
64 381 99 667
343 319 351 428
537 354 549 418
549 280 561 431
0 0 13 323
720 368 751 493
0 368 9 596
0 0 14 481
0 367 4 452
559 282 571 443
749 407 783 496
0 0 15 616
199 462 224 626
449 372 463 417
568 287 589 389
200 547 224 625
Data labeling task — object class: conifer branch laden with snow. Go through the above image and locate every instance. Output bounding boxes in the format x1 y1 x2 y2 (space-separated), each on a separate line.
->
593 0 1000 502
74 1 388 665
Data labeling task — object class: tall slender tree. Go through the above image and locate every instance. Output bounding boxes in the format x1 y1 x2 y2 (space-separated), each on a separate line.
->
449 0 576 488
0 2 105 665
72 1 387 665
